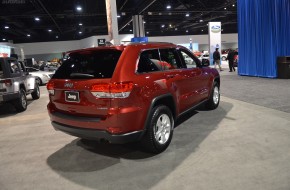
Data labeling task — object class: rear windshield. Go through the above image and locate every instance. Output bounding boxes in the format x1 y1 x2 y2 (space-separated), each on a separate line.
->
52 49 122 79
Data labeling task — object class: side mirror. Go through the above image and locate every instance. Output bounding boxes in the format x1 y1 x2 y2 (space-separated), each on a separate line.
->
201 59 210 67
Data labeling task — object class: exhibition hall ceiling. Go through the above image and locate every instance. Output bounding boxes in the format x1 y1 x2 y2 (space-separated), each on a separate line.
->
0 0 237 43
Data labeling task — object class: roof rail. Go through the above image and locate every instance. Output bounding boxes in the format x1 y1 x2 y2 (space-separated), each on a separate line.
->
127 41 175 45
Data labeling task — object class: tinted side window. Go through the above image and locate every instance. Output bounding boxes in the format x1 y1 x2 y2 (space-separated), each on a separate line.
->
9 61 21 73
53 50 122 79
0 62 3 79
179 50 198 68
159 48 182 69
137 49 161 73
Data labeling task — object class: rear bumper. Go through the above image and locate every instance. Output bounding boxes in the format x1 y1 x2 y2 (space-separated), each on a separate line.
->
51 121 144 144
0 92 20 102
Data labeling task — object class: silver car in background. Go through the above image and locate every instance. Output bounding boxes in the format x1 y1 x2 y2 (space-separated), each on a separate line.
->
26 67 54 85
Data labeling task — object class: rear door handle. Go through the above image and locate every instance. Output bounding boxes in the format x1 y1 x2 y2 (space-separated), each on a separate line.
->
166 74 175 79
191 72 197 76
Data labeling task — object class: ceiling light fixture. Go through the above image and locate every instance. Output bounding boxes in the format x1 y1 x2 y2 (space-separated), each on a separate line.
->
143 21 146 24
48 29 52 32
117 15 121 18
4 26 9 29
200 19 203 22
166 5 171 9
232 4 235 7
56 36 59 39
27 34 31 37
186 30 188 33
79 23 83 26
161 24 165 28
76 6 82 11
3 39 6 41
130 29 132 32
175 28 178 30
185 13 189 17
79 31 82 34
146 31 149 34
224 7 227 10
35 17 40 21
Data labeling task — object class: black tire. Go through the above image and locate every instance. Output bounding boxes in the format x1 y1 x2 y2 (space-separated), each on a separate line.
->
205 81 220 110
141 105 174 153
31 83 40 100
14 89 27 112
35 77 42 86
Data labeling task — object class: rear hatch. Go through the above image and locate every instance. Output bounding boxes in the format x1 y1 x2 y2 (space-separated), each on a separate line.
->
48 49 123 117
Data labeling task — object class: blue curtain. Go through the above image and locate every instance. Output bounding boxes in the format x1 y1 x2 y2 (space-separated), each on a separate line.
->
238 0 290 78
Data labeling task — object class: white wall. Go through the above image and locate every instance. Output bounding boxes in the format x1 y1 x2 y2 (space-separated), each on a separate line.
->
18 40 80 55
79 35 110 48
17 33 238 57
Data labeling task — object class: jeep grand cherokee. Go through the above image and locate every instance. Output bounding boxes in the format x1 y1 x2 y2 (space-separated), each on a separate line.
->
47 42 220 153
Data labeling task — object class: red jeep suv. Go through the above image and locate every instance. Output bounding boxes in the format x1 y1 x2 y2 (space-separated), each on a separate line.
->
47 42 220 153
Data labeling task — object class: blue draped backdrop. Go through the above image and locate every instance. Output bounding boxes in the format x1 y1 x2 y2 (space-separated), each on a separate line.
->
237 0 290 78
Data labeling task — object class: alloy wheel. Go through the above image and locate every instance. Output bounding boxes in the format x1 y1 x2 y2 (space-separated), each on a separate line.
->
154 114 171 145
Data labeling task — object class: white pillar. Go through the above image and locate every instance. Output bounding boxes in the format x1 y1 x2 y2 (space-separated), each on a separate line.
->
208 22 221 65
105 0 120 45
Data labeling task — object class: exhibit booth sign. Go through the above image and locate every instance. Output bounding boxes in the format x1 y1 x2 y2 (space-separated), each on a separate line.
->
208 22 221 65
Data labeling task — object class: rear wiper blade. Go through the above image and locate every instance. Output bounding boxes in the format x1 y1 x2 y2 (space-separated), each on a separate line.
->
70 73 94 78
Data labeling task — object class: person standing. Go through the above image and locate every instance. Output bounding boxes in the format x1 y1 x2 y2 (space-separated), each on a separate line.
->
213 48 223 71
226 49 236 72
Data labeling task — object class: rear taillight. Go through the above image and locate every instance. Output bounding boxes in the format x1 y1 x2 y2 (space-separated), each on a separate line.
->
91 82 134 98
46 81 55 95
0 79 12 87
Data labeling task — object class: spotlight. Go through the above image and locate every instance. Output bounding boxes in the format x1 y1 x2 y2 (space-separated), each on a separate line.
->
76 6 82 11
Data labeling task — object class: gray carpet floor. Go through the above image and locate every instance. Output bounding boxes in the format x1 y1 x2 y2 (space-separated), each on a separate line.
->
220 70 290 113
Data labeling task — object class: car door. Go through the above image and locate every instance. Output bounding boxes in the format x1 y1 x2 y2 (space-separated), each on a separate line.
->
159 48 195 113
178 48 210 105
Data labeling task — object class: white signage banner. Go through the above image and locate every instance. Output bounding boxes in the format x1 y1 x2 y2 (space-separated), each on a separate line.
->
208 22 221 65
0 45 11 57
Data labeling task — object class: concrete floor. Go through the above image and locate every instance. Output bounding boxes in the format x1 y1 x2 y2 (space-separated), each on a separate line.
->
1 86 290 190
